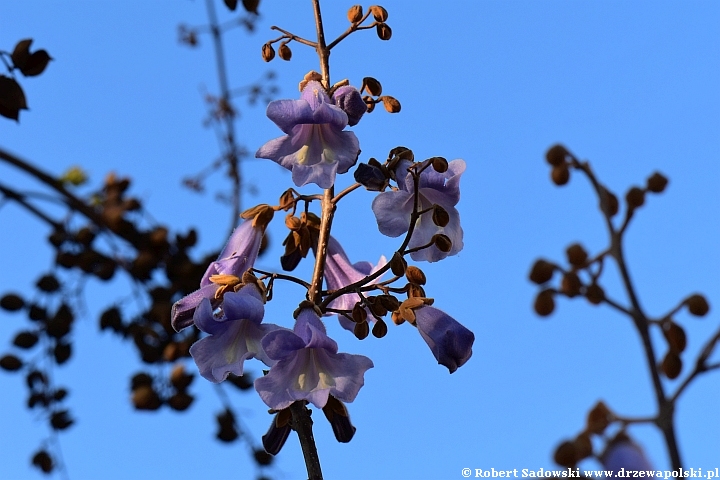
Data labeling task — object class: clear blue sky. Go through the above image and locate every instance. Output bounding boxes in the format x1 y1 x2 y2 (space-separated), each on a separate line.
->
1 1 719 479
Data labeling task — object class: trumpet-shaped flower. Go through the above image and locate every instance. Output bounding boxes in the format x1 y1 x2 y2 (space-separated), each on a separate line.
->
171 220 264 331
254 308 373 410
255 80 360 189
189 284 284 383
414 305 474 373
601 439 654 472
372 159 465 262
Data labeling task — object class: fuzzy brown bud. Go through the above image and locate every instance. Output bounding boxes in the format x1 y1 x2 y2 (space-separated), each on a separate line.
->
430 156 448 173
585 283 605 305
370 5 389 22
546 144 569 166
278 43 292 61
625 186 645 209
574 432 593 460
353 320 369 340
660 352 682 379
553 440 577 467
646 171 668 193
686 294 709 317
405 266 426 285
376 23 392 41
347 5 363 23
432 234 452 252
534 290 555 317
363 95 376 113
362 76 382 96
389 252 407 276
372 319 388 338
663 322 687 353
380 95 400 112
600 187 620 217
529 259 554 284
352 303 367 323
261 43 275 62
586 401 611 434
561 272 582 297
566 243 588 267
432 204 450 227
551 164 570 186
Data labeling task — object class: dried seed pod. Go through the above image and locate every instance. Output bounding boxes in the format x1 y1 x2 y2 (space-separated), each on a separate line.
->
0 293 25 311
32 450 53 473
261 43 275 62
389 252 407 276
432 204 450 227
553 440 577 467
585 283 605 305
408 283 426 298
600 186 619 217
405 266 427 285
347 5 363 23
377 295 400 312
546 144 569 166
586 401 611 434
551 164 570 186
663 322 687 353
363 95 376 113
167 392 194 411
13 331 39 349
561 272 582 297
646 171 668 193
285 214 301 230
534 290 555 317
278 43 292 61
279 189 295 211
353 320 369 340
686 294 709 317
0 354 23 371
529 259 554 284
170 364 194 390
625 186 645 209
380 95 400 112
430 156 448 173
574 432 593 460
660 352 682 379
372 319 388 338
566 243 588 267
363 76 382 96
370 5 389 21
376 22 392 40
132 385 162 410
432 234 452 252
352 303 367 323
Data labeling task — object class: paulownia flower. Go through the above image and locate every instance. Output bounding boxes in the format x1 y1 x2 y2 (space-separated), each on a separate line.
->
189 284 284 383
414 305 474 373
255 80 361 189
171 220 264 331
372 159 465 262
601 438 654 472
255 308 373 410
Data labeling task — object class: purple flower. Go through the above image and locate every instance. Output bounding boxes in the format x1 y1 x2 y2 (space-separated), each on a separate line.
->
601 439 654 473
255 308 373 410
372 159 465 262
322 236 385 331
332 85 366 127
414 305 474 373
171 220 264 331
255 80 361 189
189 284 284 383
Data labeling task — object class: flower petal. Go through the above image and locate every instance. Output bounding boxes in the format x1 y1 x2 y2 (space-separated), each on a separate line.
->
266 99 314 134
201 221 263 286
415 306 474 373
171 283 220 332
372 189 413 237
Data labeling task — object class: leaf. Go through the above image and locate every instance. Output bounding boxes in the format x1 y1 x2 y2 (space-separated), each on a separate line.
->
0 75 29 121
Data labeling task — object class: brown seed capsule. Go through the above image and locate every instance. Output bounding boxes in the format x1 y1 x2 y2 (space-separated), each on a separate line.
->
646 171 668 193
363 95 376 113
534 290 555 317
132 385 162 410
353 321 369 340
372 319 388 338
600 187 620 217
625 186 645 209
377 295 400 312
585 283 605 305
430 156 448 173
261 43 275 62
0 354 23 371
278 43 292 61
370 5 389 22
432 234 452 252
663 322 687 353
389 252 407 276
586 401 611 434
170 364 194 390
376 23 392 41
551 164 570 186
0 293 25 311
561 272 582 297
405 266 427 285
661 351 682 379
380 95 400 113
347 5 363 23
553 440 577 467
574 432 593 460
408 284 426 298
686 294 709 317
565 243 588 267
352 303 367 323
167 392 194 411
363 76 382 96
529 259 554 284
546 144 569 166
32 450 53 473
432 204 450 227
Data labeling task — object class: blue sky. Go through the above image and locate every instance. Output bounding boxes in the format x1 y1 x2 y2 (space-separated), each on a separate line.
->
1 1 719 479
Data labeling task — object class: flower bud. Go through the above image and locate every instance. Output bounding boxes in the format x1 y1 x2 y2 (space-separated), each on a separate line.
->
574 432 593 460
389 252 407 276
663 321 686 353
561 272 582 297
546 144 569 166
625 186 645 209
529 259 554 284
347 5 363 23
405 266 426 285
380 95 400 112
660 351 682 379
553 440 577 467
261 43 275 62
370 5 389 22
0 354 23 371
278 43 292 61
551 164 570 185
376 23 392 41
646 171 668 193
362 76 382 96
430 156 448 173
363 95 375 113
585 283 605 305
353 320 369 340
432 234 452 252
432 204 450 227
566 243 588 267
534 289 555 317
600 187 620 217
372 319 388 338
167 392 194 411
352 303 367 323
0 293 24 311
586 401 611 434
686 293 709 316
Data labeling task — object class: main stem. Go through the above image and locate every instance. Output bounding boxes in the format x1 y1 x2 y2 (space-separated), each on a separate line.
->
289 2 333 480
